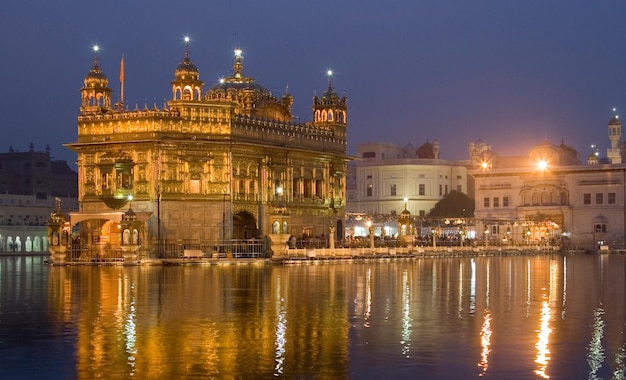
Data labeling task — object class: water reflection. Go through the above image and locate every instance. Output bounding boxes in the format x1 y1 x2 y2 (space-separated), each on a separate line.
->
1 255 626 378
273 275 286 376
587 307 605 379
401 269 411 357
478 311 492 376
478 259 492 377
535 299 552 379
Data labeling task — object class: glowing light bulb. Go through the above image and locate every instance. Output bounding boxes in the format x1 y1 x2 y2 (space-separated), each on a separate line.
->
93 45 99 53
234 48 242 58
327 69 333 77
184 36 190 44
537 160 548 171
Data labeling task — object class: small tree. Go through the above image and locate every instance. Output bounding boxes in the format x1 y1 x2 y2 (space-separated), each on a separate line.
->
429 190 475 218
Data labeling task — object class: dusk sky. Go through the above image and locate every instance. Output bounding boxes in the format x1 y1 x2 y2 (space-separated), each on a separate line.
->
2 1 626 166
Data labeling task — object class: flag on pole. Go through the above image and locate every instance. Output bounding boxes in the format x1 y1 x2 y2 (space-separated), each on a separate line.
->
120 55 124 83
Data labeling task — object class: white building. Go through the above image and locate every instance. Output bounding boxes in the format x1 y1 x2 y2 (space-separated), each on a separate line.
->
347 140 469 219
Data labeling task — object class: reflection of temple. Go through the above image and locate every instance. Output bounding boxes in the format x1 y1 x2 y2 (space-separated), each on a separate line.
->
470 114 626 250
48 264 350 378
66 42 349 253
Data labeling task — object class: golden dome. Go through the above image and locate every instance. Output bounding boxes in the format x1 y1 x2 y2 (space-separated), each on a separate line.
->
205 49 292 122
84 57 108 88
174 48 200 81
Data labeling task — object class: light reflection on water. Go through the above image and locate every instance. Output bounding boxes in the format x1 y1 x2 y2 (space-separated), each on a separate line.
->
0 254 625 379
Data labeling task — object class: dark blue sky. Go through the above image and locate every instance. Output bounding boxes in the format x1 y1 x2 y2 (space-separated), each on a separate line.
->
2 1 626 165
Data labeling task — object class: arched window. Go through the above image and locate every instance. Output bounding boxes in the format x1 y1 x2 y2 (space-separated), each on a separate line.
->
532 192 540 205
540 191 549 205
122 229 131 245
272 221 280 234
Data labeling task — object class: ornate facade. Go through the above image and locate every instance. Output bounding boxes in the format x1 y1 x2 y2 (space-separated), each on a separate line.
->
470 117 626 251
66 44 349 253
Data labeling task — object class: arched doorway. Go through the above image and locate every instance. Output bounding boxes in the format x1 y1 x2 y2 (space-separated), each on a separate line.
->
233 211 258 240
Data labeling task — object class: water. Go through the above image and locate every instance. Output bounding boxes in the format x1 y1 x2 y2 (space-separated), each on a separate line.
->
0 254 624 379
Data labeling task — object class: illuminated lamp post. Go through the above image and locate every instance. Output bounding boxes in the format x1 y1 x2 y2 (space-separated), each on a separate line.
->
367 220 375 250
47 197 69 264
537 159 548 172
506 226 512 247
398 197 414 250
431 227 437 248
484 226 489 247
269 185 291 258
455 219 465 247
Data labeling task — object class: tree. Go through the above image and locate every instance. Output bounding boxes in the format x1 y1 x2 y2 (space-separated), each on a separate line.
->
429 190 475 218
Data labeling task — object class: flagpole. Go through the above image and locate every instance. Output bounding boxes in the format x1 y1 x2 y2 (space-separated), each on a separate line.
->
120 55 125 107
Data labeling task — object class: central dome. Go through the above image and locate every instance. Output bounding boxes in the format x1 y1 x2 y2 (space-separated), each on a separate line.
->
205 49 292 122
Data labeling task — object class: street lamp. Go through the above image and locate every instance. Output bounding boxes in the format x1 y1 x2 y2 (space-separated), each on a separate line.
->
367 220 375 250
537 160 548 172
431 227 437 248
484 226 489 247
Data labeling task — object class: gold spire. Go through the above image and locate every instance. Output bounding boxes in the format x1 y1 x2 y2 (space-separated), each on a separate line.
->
119 55 125 108
327 69 333 89
234 48 243 79
184 36 190 59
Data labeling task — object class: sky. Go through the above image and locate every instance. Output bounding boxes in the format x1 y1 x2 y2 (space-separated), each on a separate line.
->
2 1 626 166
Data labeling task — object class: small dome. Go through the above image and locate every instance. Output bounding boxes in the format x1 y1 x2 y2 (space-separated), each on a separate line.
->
416 141 435 159
207 48 273 97
609 115 621 125
209 79 272 96
176 56 199 75
84 59 108 87
173 49 200 83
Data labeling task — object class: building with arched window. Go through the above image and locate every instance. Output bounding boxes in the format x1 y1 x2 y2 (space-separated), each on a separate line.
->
470 115 626 251
65 43 349 256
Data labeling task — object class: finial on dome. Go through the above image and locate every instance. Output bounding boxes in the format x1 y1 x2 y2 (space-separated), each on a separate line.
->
183 36 191 58
92 45 100 65
234 48 243 78
327 69 333 88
